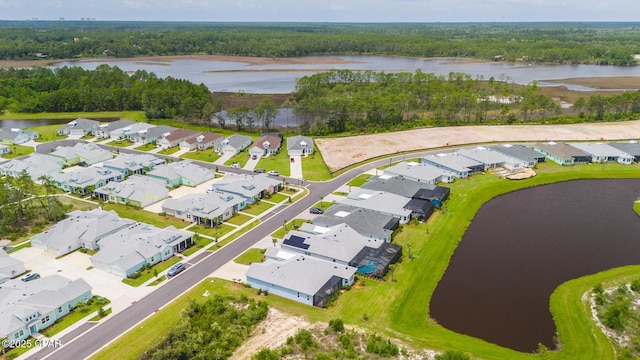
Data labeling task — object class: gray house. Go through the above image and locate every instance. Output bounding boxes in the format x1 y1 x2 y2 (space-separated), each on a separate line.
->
609 141 640 162
94 119 136 139
0 249 26 283
456 146 525 171
103 153 166 176
0 154 62 180
338 189 412 224
57 118 100 136
383 161 455 184
0 128 38 145
287 135 314 156
421 152 484 178
49 167 124 195
212 173 282 204
129 125 177 145
569 142 634 164
110 122 153 140
147 161 216 187
0 275 92 343
534 142 592 166
93 175 169 208
221 134 252 154
488 144 546 167
311 204 399 243
162 191 246 227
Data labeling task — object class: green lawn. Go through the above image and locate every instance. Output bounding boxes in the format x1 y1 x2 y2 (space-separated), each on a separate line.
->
268 192 289 203
1 145 34 159
181 235 214 256
240 201 276 216
312 199 334 211
234 248 266 265
57 196 99 211
190 223 236 238
3 337 35 359
635 200 640 216
106 139 134 148
224 151 250 167
256 150 291 177
41 297 111 337
147 276 167 287
7 241 31 253
347 174 372 187
122 257 181 287
301 150 332 181
0 111 145 121
225 213 254 226
270 218 310 239
207 219 260 251
158 146 180 155
180 149 221 162
89 308 113 321
102 203 190 229
134 143 157 151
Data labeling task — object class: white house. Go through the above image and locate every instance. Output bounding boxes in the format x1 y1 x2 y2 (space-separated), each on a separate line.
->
0 249 26 283
287 135 314 156
57 118 99 136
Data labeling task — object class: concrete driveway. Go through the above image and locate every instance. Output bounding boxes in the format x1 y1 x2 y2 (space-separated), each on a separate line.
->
289 155 303 179
243 154 261 171
143 176 224 213
214 152 235 165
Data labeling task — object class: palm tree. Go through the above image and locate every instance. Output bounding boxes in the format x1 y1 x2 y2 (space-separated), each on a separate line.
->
407 242 413 260
388 264 396 282
272 238 278 247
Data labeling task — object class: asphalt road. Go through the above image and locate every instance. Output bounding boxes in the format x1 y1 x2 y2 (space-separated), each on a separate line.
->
26 141 418 360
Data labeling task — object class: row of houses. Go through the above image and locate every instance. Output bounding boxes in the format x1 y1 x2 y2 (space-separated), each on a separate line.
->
534 141 640 166
0 128 38 145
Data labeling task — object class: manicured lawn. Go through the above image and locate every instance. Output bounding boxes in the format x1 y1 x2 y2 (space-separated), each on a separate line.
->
224 151 250 167
190 223 236 238
635 200 640 216
225 213 254 226
41 297 111 337
234 248 266 265
313 199 334 211
7 241 31 253
25 124 68 142
268 192 289 203
270 218 310 239
158 146 180 155
122 257 181 287
102 203 189 229
147 276 167 287
180 149 221 162
3 337 35 359
57 195 99 211
256 150 291 177
208 219 260 251
240 201 275 216
106 139 134 148
134 143 157 151
89 308 113 321
1 145 34 159
301 150 332 181
347 173 372 187
181 236 214 256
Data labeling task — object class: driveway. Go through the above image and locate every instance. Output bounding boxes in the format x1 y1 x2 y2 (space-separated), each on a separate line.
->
243 154 261 171
214 152 234 165
143 177 224 213
289 155 303 179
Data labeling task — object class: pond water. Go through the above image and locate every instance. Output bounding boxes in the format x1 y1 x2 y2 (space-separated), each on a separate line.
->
430 179 640 353
53 55 640 94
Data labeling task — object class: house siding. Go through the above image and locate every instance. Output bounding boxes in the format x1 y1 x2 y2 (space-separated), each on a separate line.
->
246 277 314 306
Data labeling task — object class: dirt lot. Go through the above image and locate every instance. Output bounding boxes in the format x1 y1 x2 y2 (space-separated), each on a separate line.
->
315 120 640 172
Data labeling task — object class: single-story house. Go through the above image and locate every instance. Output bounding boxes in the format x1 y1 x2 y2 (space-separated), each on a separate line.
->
608 141 640 163
49 167 124 195
156 128 200 149
412 186 451 208
247 249 356 308
147 161 216 187
212 173 282 204
0 249 26 283
311 204 399 242
456 146 525 171
0 128 38 145
110 122 153 140
568 142 634 164
221 134 252 155
0 154 62 180
93 119 136 139
128 125 176 145
0 144 9 154
102 153 166 176
57 118 99 136
90 224 192 278
248 134 282 158
30 209 135 254
162 191 245 227
361 174 450 208
287 135 314 156
338 189 413 224
422 152 484 178
403 198 435 221
179 132 224 152
0 275 92 342
50 142 113 166
534 142 592 165
488 144 546 167
383 162 455 184
93 175 169 208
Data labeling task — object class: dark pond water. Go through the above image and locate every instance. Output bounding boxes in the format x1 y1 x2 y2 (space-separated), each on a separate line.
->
53 55 640 94
430 179 640 353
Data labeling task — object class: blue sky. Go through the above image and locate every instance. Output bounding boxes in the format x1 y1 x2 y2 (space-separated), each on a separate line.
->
0 0 637 22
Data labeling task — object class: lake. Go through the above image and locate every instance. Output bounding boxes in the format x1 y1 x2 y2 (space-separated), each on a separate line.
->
430 179 640 353
53 55 640 94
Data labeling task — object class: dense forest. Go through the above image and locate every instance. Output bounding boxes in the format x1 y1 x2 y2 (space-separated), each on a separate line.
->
1 22 639 65
0 65 212 120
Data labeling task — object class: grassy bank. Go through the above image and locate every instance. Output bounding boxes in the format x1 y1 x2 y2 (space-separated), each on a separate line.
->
0 111 145 121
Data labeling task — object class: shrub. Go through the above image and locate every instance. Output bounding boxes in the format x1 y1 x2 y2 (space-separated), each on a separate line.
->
593 283 604 295
630 279 640 292
328 318 345 333
252 348 280 360
294 329 316 351
365 333 399 356
435 350 471 360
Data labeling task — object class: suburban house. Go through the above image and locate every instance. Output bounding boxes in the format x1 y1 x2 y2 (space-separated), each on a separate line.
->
248 134 282 158
128 125 176 145
30 209 135 254
212 173 282 204
282 223 402 278
110 122 153 140
421 152 484 178
93 175 169 208
162 191 245 227
383 161 455 184
179 132 224 152
89 223 192 278
609 141 640 162
49 167 124 195
0 275 92 343
57 118 99 136
0 144 8 154
456 146 525 171
568 142 634 164
93 119 136 139
0 154 62 180
311 204 399 242
221 134 252 155
102 153 166 176
534 142 592 165
50 142 113 166
0 249 25 283
147 161 216 187
0 128 38 145
488 144 546 167
287 135 314 156
246 249 357 308
156 128 200 149
338 189 413 224
361 175 449 214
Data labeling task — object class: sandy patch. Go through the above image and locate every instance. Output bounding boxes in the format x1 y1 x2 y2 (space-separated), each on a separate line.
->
316 121 640 172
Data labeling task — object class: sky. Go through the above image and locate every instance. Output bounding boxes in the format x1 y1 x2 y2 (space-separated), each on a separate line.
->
0 0 637 22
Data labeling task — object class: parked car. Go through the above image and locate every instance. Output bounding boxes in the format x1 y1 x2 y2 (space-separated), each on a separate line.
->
267 170 279 176
77 161 89 167
290 157 295 162
309 207 324 214
167 263 186 277
21 273 40 282
254 168 265 173
252 155 258 160
231 162 240 169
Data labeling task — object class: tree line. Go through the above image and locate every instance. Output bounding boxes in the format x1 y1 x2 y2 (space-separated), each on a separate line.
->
0 65 212 120
0 21 639 65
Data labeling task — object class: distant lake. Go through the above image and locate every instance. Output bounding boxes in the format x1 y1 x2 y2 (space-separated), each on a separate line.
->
53 56 640 94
